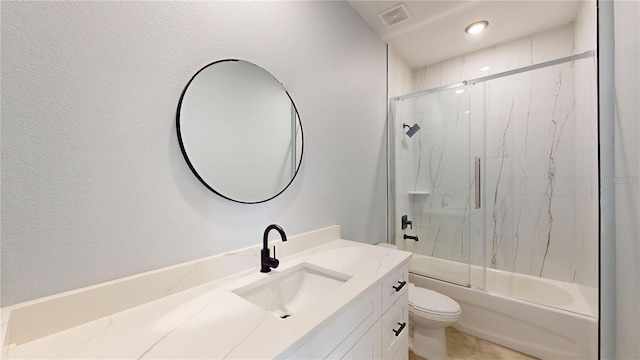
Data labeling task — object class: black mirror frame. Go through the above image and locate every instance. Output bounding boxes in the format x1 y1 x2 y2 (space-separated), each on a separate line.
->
176 59 304 204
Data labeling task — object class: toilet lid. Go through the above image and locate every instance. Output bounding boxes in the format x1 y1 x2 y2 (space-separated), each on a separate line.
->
408 284 461 315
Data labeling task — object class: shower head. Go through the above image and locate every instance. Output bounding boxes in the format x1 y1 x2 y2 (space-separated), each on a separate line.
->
403 123 421 137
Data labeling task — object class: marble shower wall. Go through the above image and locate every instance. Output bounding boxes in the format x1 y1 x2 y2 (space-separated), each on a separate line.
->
393 87 474 274
480 62 578 282
392 18 598 286
572 0 598 290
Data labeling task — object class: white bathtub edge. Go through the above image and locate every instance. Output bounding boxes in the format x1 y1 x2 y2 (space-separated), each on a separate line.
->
410 273 598 359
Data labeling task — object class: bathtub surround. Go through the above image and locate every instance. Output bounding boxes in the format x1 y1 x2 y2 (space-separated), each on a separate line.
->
478 55 594 284
391 19 598 290
0 1 387 306
410 254 595 317
388 5 600 358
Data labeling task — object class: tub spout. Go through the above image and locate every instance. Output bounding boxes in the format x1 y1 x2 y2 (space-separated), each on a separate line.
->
404 234 419 241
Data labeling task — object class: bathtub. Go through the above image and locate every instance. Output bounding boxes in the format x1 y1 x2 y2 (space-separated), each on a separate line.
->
409 254 598 359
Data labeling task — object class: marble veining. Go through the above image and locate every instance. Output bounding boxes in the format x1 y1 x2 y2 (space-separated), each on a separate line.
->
423 137 445 225
538 73 573 277
55 316 113 359
3 238 411 359
137 283 240 360
393 22 598 291
221 312 269 360
162 262 200 297
490 98 514 269
0 226 341 353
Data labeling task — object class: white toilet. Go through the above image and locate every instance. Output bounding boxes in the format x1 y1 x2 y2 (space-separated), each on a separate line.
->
377 243 461 360
408 283 461 360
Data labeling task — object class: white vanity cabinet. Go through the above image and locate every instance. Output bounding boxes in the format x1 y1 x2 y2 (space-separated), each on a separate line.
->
382 291 409 359
381 264 410 360
286 263 409 360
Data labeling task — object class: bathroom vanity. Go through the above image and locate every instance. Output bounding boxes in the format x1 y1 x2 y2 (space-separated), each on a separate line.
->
1 226 410 359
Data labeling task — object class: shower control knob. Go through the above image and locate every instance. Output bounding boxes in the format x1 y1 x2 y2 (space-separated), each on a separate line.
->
401 215 413 230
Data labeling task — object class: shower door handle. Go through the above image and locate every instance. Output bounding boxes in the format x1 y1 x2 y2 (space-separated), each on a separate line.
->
474 157 481 209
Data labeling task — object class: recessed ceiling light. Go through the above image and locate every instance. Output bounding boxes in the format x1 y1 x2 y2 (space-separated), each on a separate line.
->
455 89 465 94
480 65 491 71
465 20 489 34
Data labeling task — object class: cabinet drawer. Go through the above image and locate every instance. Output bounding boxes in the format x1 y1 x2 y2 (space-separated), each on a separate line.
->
338 319 382 360
391 338 408 360
381 291 409 360
381 264 408 311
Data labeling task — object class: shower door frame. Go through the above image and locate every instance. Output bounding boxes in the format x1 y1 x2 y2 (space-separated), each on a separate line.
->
387 49 596 288
389 82 477 288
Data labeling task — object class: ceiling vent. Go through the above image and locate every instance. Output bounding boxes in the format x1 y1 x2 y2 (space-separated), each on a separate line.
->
378 3 412 27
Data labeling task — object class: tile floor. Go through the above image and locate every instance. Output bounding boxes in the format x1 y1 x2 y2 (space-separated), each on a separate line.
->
409 327 539 360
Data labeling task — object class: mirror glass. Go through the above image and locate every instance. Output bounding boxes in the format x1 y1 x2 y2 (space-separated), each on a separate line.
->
177 60 303 203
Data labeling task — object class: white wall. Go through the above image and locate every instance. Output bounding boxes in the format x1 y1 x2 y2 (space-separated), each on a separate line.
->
612 1 640 358
388 48 414 99
598 1 640 358
0 1 387 306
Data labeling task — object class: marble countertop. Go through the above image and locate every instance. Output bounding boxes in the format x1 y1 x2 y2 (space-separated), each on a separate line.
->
3 237 411 359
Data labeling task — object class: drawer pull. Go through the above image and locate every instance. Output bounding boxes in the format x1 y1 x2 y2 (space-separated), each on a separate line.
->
392 280 406 292
393 322 406 337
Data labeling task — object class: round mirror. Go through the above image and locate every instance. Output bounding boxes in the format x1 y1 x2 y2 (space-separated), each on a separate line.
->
177 59 303 203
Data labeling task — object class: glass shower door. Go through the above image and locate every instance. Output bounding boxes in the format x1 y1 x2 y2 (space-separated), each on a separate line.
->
391 84 483 287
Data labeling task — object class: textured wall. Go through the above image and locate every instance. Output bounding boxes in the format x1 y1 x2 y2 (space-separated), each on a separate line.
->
0 1 387 306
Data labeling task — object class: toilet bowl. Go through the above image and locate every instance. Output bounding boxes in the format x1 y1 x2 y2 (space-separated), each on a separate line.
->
376 243 461 360
408 283 461 360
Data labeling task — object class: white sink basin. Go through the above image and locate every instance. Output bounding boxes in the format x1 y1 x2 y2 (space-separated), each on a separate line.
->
233 263 351 319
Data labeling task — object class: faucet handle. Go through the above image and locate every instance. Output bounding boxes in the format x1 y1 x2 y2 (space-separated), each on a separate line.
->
271 246 280 269
401 215 413 230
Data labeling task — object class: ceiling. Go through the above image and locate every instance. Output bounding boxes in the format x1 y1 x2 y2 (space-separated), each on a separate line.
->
347 1 582 69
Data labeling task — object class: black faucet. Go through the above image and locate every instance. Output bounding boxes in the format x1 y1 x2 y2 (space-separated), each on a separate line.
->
261 224 288 273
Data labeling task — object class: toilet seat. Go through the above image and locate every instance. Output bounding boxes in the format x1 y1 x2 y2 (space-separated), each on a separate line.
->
408 284 461 316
